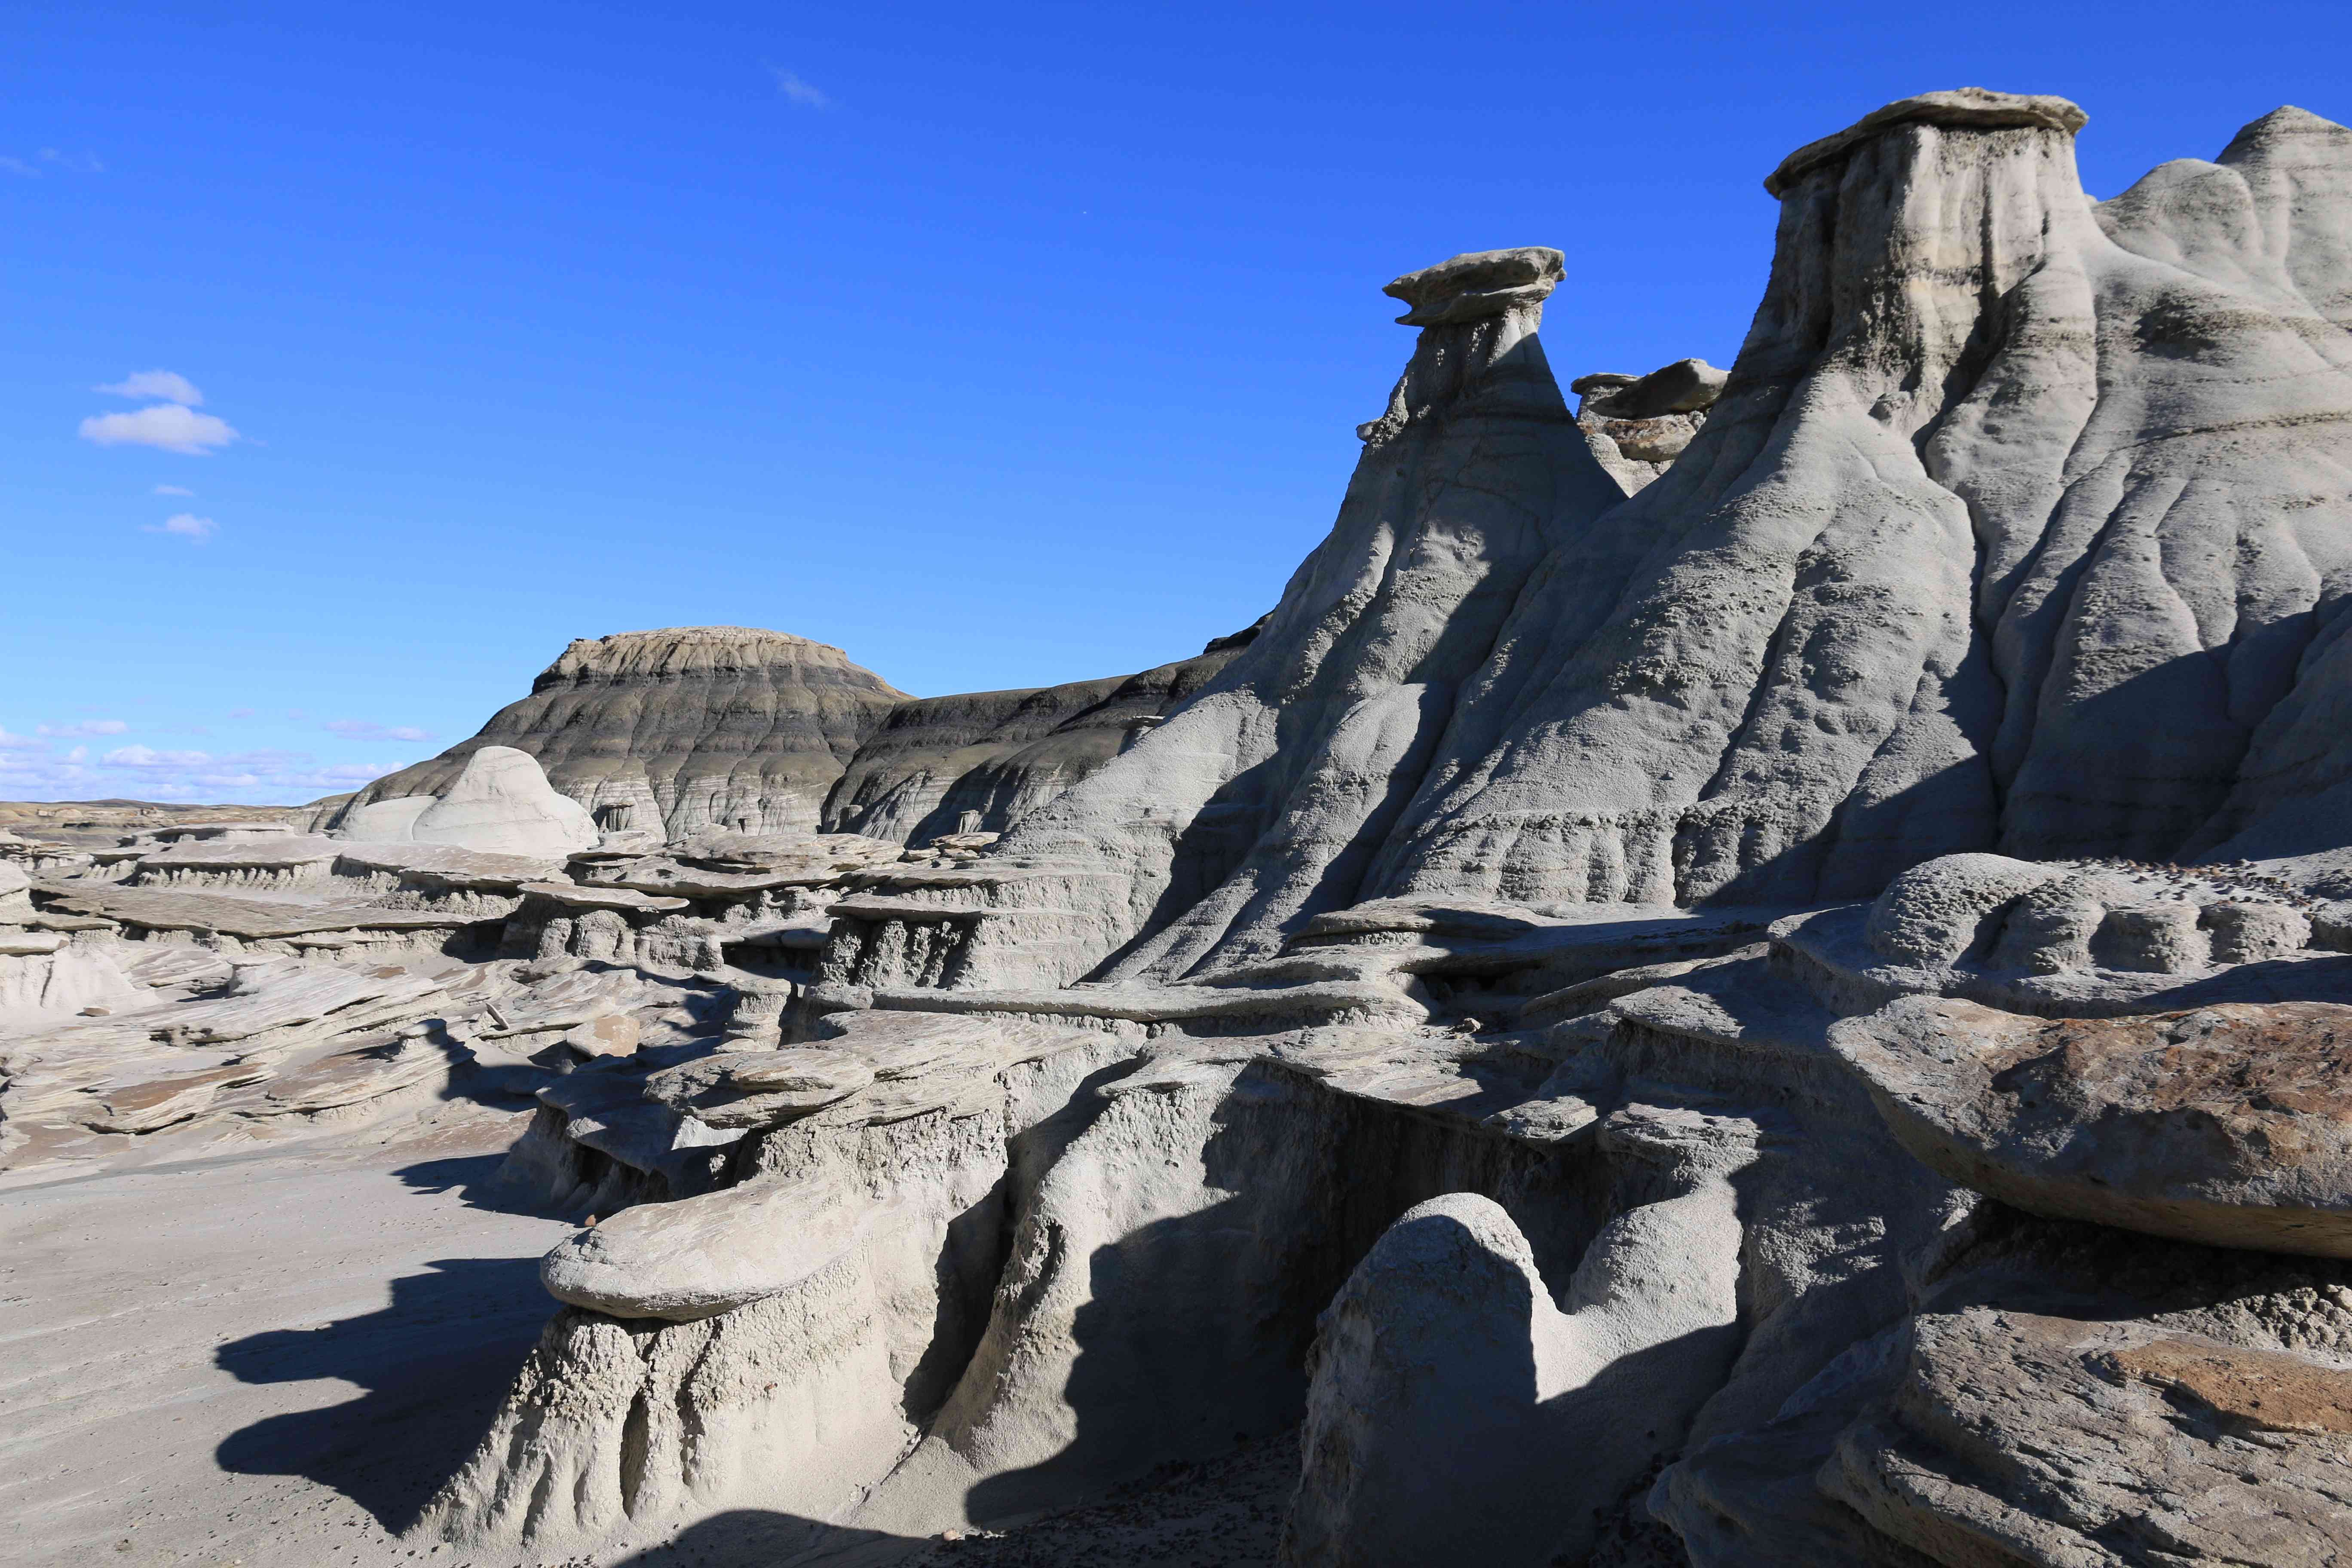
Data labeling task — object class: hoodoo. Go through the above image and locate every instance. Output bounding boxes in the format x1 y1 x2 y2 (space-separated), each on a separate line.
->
12 85 2352 1568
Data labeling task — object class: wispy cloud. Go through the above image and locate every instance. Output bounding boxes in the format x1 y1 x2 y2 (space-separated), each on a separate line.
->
152 483 195 496
227 707 255 720
144 512 218 542
104 744 214 767
769 66 832 108
0 726 46 751
2 148 102 178
97 369 203 405
38 719 128 737
325 719 432 742
0 740 408 805
79 404 241 455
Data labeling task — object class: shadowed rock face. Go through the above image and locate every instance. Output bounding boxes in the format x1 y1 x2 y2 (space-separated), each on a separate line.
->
326 628 910 839
820 625 1262 845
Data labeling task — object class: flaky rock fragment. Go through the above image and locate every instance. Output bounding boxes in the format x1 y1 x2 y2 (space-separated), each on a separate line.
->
1833 997 2352 1256
643 1047 876 1127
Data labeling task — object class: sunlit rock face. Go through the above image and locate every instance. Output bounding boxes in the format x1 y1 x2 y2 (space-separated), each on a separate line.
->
940 90 2352 994
327 627 910 839
22 87 2352 1568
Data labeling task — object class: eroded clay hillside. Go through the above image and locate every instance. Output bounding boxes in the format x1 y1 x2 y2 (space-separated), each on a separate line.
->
8 87 2352 1568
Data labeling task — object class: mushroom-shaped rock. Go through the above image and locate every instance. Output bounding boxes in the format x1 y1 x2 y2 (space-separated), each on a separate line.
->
1832 997 2352 1257
1863 854 2063 968
643 1047 876 1129
1380 245 1564 327
539 1174 873 1321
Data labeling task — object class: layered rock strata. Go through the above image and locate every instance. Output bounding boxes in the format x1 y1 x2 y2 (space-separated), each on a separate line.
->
821 623 1263 845
327 627 910 838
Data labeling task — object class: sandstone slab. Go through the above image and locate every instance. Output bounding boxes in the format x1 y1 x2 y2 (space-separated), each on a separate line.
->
1834 996 2352 1256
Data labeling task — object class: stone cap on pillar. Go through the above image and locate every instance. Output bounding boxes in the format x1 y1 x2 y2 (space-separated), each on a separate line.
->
1764 87 2088 196
1381 246 1565 327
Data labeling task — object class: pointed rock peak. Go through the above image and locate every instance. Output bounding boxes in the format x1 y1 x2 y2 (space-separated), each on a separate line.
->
1764 86 2089 196
2220 104 2352 162
1382 246 1564 326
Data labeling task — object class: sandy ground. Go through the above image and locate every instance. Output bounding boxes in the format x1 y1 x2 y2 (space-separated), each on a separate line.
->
1 1104 570 1568
4 1102 1294 1568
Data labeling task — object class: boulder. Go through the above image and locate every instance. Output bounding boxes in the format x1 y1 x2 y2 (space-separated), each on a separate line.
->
1833 996 2352 1256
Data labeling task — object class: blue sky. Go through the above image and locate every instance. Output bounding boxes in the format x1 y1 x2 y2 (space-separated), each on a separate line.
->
6 0 2347 804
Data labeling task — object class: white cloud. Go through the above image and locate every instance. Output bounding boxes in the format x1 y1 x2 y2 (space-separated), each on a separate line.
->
79 404 240 455
325 719 432 741
227 707 255 720
0 156 36 178
152 484 195 496
104 744 214 767
96 370 203 405
770 67 831 108
144 512 218 542
0 741 408 805
38 719 128 737
0 726 44 751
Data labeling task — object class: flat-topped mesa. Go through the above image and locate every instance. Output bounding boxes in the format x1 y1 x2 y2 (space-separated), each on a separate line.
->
1357 245 1570 446
326 626 908 839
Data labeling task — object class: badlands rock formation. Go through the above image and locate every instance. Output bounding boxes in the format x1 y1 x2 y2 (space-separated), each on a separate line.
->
821 621 1264 844
12 85 2352 1568
330 627 910 838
